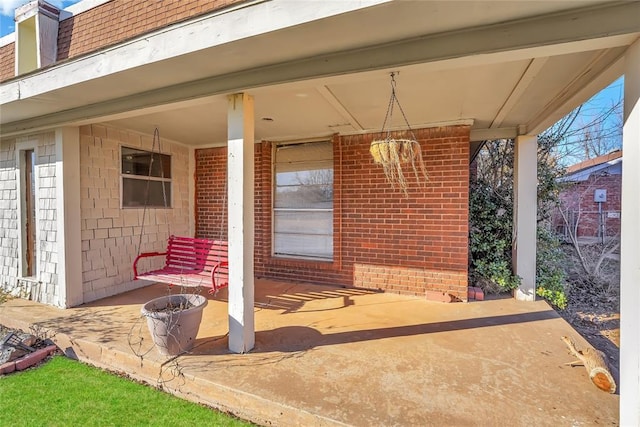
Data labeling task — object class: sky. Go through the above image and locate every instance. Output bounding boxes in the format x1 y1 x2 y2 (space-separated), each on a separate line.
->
554 76 624 166
0 0 625 160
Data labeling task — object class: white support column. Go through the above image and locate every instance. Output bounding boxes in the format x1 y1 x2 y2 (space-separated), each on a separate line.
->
513 134 537 301
55 127 83 307
227 93 255 353
620 38 640 427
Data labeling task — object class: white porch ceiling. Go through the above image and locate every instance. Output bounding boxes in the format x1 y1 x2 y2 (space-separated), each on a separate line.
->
1 0 639 145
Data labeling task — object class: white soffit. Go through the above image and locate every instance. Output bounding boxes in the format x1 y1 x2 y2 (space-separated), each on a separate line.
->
3 0 639 107
1 0 639 141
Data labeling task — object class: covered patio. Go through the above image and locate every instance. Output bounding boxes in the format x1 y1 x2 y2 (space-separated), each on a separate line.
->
1 1 639 423
0 280 619 426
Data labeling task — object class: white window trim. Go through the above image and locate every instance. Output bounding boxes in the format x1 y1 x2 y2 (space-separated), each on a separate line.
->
272 140 334 261
15 139 40 279
119 145 172 209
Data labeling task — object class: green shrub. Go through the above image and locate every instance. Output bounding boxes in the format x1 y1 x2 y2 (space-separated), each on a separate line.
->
470 137 568 300
469 179 521 293
536 286 567 309
473 259 521 292
535 226 568 309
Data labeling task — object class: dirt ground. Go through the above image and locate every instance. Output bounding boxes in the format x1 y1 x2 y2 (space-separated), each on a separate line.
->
555 243 620 377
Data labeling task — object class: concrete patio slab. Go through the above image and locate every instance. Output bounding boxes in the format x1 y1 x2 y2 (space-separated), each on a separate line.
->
0 280 619 426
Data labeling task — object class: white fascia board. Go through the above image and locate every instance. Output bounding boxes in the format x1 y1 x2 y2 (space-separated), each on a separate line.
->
0 33 15 46
0 0 391 104
0 79 19 102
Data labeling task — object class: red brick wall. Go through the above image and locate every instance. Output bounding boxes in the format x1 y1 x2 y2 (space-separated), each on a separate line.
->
0 44 13 82
57 0 245 61
195 126 470 301
0 0 246 82
556 174 621 238
195 146 229 239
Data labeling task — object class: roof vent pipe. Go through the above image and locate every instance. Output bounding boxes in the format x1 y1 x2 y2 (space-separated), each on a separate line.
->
14 0 60 76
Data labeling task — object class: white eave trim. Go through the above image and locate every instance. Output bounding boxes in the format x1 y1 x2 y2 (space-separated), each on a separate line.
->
2 0 639 138
0 0 391 102
0 33 14 46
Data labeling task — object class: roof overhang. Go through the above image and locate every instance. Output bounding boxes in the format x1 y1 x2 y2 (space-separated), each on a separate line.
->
1 0 639 146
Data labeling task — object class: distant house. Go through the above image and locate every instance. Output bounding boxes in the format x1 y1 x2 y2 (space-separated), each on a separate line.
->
555 150 622 241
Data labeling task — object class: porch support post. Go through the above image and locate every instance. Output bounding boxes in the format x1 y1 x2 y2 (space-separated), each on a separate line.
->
620 38 640 427
512 134 537 301
227 93 255 354
55 127 82 307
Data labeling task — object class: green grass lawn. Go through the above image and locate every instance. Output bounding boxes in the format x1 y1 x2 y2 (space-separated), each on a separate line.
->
0 355 253 426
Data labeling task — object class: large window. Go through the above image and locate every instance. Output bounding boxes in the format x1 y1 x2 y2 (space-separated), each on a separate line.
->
273 141 333 260
121 147 171 208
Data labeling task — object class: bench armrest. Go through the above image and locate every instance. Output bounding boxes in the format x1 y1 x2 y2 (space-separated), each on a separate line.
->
133 251 167 278
211 261 229 292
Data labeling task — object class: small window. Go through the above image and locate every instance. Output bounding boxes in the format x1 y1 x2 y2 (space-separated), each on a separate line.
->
121 147 171 208
273 141 333 260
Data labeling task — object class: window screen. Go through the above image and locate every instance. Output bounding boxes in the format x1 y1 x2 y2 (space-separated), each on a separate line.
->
274 141 333 260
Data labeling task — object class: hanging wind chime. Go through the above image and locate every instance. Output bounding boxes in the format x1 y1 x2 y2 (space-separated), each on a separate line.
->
370 72 428 196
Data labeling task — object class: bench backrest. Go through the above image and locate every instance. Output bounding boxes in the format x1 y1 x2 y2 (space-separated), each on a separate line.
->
165 236 228 282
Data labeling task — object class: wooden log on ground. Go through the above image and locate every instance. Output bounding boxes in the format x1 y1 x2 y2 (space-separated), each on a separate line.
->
562 335 616 393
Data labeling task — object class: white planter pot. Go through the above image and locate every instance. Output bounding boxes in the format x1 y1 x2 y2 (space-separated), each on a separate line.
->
141 294 208 356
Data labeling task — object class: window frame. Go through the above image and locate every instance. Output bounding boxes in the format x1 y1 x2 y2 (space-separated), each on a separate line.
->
120 146 172 209
272 140 334 261
15 140 40 279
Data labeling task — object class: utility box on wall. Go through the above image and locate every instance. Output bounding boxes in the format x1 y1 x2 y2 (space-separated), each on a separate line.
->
594 189 607 203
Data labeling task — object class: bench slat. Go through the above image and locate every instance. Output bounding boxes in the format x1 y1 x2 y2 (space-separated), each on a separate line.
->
133 235 229 293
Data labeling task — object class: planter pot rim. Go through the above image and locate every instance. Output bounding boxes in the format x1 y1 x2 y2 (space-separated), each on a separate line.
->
370 138 417 144
141 293 208 319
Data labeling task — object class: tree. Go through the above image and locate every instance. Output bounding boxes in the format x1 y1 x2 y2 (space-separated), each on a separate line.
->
553 97 622 165
469 109 579 306
470 82 624 307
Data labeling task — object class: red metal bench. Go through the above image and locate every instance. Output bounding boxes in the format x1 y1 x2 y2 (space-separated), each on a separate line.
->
133 236 229 294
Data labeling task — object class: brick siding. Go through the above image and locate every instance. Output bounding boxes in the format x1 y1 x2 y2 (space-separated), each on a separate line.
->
555 174 621 239
195 126 470 301
79 124 191 302
0 0 245 82
0 44 13 82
